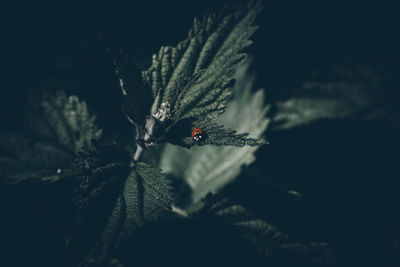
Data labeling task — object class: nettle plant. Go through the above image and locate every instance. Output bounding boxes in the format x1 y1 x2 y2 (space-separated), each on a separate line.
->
1 2 335 266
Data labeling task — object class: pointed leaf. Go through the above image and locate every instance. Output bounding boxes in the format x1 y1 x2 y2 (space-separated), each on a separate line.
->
11 140 132 267
82 162 174 265
121 162 175 236
27 90 102 154
271 63 394 130
160 61 269 206
180 122 268 147
198 195 336 266
1 91 102 184
143 1 263 122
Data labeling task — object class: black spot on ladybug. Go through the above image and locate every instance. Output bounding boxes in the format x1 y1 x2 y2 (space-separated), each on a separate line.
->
192 128 207 143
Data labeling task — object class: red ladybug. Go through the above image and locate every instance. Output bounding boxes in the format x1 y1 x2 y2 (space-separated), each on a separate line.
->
191 128 204 142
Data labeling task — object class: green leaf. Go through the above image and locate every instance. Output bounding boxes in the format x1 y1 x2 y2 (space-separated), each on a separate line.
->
0 139 132 266
200 196 287 245
69 140 132 209
159 61 269 207
0 131 72 184
177 121 268 147
35 142 174 266
143 1 262 104
82 162 174 266
198 195 336 266
27 140 131 267
121 162 175 236
271 63 394 130
138 1 265 148
26 90 102 154
0 91 102 184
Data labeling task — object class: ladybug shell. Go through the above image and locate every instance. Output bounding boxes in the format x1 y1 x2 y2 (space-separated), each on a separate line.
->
191 128 203 138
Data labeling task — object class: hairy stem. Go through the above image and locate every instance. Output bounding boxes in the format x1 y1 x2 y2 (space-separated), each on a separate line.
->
171 205 189 218
133 145 144 162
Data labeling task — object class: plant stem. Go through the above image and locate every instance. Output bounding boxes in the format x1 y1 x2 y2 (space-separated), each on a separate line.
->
133 145 144 162
171 205 189 218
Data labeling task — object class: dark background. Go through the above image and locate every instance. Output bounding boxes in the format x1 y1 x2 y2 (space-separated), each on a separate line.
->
2 1 399 123
1 1 400 266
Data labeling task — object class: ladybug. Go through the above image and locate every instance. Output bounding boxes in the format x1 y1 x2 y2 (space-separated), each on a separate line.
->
191 128 204 142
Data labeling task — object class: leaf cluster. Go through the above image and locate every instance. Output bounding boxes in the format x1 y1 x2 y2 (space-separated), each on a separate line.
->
115 1 267 148
0 1 342 266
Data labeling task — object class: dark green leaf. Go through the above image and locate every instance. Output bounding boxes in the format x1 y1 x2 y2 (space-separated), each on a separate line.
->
143 1 262 119
0 131 72 184
26 90 102 154
138 1 265 148
0 91 102 184
183 122 268 147
121 162 175 236
82 162 174 266
160 61 269 205
271 63 397 130
3 139 132 267
198 195 336 266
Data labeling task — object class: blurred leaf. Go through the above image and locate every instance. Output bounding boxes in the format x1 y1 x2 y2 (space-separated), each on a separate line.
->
198 195 336 267
26 90 102 153
159 61 269 208
0 131 72 183
200 195 287 244
271 63 398 130
40 140 131 266
0 91 102 184
31 143 173 266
